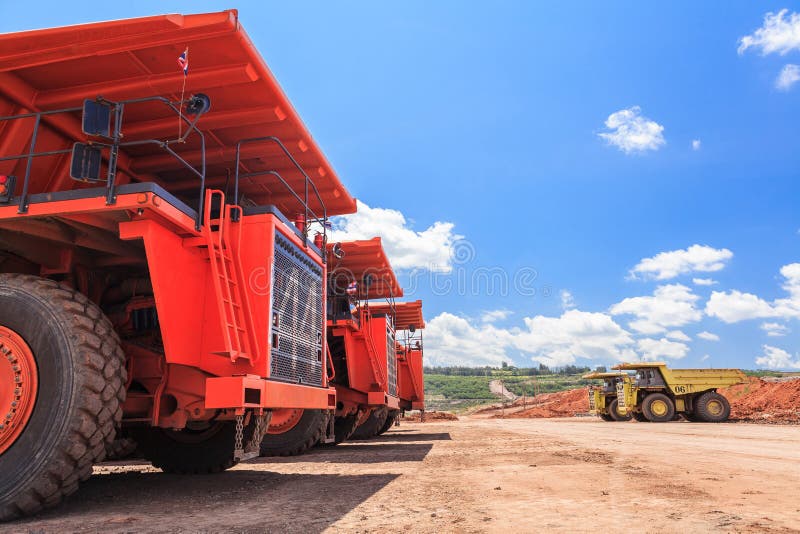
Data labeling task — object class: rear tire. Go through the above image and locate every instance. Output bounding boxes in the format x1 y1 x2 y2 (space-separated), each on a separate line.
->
642 393 675 423
131 419 254 474
694 391 731 423
0 275 126 521
350 406 389 440
632 411 649 422
320 413 361 446
599 413 614 421
259 409 329 457
607 398 632 421
376 409 400 435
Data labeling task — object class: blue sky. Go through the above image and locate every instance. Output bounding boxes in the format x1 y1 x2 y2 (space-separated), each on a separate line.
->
3 2 800 370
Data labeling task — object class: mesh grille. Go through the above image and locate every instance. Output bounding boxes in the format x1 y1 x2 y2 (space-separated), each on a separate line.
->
387 327 397 397
270 232 324 385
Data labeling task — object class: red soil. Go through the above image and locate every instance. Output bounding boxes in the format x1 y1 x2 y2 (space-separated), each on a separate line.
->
490 388 590 419
403 411 459 422
721 376 800 424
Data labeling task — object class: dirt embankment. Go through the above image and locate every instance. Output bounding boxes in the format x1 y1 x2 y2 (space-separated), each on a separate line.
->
721 376 800 424
476 376 800 423
403 411 459 422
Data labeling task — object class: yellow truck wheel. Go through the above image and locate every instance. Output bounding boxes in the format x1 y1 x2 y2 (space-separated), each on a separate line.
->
694 391 731 423
642 393 675 423
608 398 632 422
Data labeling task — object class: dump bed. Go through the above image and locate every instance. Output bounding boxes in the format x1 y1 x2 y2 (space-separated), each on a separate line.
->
0 10 356 217
327 238 402 300
368 300 424 331
614 362 746 396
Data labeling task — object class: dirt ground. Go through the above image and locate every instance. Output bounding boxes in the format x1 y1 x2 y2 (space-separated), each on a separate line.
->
7 418 800 533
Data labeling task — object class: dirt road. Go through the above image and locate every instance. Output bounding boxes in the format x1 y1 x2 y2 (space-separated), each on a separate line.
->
8 418 800 533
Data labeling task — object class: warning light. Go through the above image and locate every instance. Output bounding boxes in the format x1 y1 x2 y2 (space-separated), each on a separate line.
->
0 176 7 184
0 175 16 203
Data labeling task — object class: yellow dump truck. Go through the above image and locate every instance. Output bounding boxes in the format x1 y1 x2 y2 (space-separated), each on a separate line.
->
611 362 747 423
582 371 632 422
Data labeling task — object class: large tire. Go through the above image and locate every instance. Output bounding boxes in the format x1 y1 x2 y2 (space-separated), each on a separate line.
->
599 413 614 421
632 411 649 422
0 274 126 521
130 418 256 474
642 393 676 423
105 435 138 461
321 413 360 446
259 409 328 457
607 398 632 422
351 407 389 440
376 409 400 435
694 391 731 423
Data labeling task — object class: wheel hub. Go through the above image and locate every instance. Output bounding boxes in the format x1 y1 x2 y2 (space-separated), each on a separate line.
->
651 399 668 417
267 408 303 434
707 400 723 416
0 326 38 455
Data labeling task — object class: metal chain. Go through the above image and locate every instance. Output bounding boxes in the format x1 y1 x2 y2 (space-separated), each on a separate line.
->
246 410 272 453
234 414 244 452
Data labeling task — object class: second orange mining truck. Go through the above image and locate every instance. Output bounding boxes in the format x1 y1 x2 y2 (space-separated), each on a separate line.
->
259 237 406 454
0 11 358 519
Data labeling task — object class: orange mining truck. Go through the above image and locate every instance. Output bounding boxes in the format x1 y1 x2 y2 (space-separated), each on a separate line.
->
258 237 404 454
369 300 426 433
0 11 359 519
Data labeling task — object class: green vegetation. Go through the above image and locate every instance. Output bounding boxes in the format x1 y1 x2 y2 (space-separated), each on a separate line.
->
423 366 595 412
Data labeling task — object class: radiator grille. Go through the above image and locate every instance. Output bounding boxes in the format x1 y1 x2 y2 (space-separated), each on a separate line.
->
387 327 397 396
270 232 324 385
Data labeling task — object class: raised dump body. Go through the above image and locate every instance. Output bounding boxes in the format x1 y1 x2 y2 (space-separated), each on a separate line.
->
0 11 357 520
612 362 746 423
581 371 631 422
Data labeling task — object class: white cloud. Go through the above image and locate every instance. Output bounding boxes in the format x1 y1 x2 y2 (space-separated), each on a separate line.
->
776 64 800 90
424 310 637 368
665 330 691 341
692 139 702 151
705 263 800 323
424 313 513 367
598 106 665 154
693 277 718 286
755 345 800 370
706 290 778 323
513 311 638 367
700 354 711 362
761 322 789 337
560 290 576 310
481 309 512 323
330 200 462 272
610 284 702 335
738 9 800 56
636 338 689 361
697 331 720 342
630 245 733 281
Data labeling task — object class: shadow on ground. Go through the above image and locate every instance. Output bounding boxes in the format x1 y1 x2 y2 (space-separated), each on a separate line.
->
265 442 434 464
12 469 400 533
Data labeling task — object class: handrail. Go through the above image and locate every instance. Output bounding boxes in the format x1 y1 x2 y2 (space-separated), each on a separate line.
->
233 136 328 254
0 96 208 229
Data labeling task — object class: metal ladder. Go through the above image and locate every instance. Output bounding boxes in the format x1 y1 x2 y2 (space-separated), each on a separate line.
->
203 189 258 363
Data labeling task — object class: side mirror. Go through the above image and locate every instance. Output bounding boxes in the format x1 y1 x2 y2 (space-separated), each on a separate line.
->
82 100 112 138
70 143 103 182
409 325 416 334
331 242 344 259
